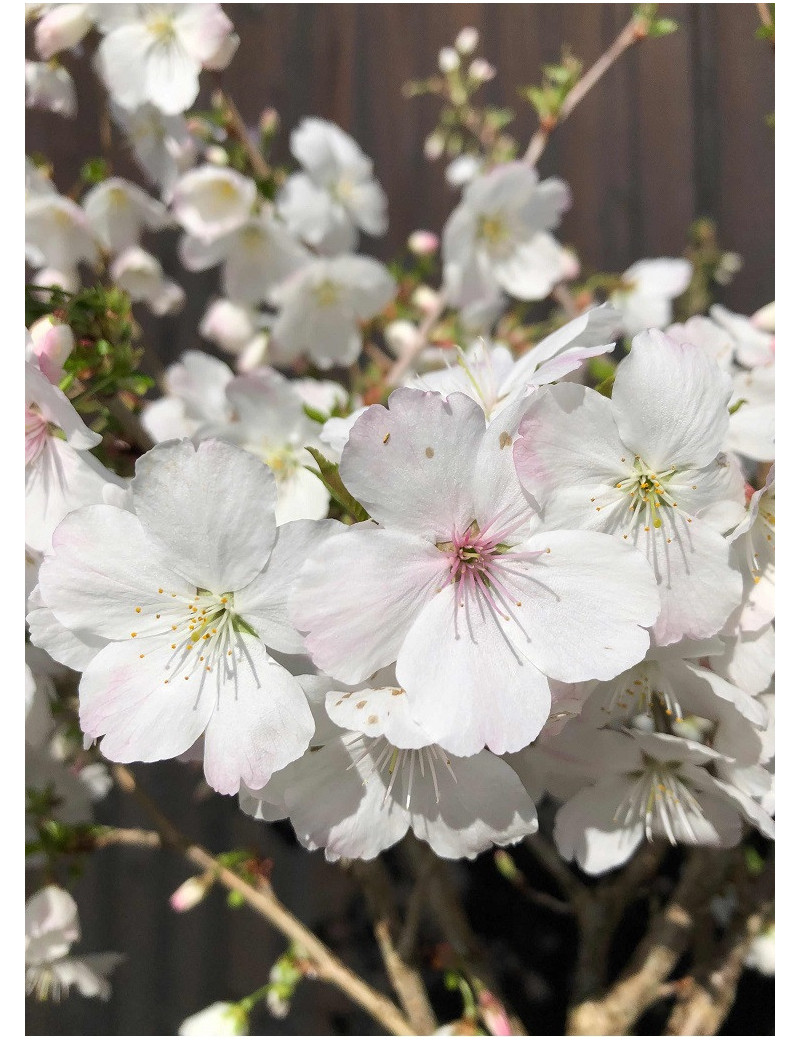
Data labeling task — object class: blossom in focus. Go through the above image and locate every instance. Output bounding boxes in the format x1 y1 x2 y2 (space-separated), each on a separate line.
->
26 886 122 1001
292 388 659 756
408 305 620 420
95 3 237 115
609 258 692 337
32 439 322 795
26 316 74 384
278 117 389 254
269 255 395 368
442 162 571 306
515 330 746 645
242 680 539 860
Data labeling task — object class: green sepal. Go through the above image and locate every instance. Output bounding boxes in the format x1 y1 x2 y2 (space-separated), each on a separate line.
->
304 447 371 523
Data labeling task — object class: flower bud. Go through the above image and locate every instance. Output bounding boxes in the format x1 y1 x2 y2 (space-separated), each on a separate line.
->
468 58 496 83
455 27 479 55
384 319 418 357
408 230 440 256
259 107 281 137
28 316 75 385
169 872 214 913
424 132 446 161
204 145 230 166
411 284 440 315
438 47 460 73
478 990 513 1036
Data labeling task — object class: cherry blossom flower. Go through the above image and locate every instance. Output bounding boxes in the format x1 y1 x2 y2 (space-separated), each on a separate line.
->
408 306 620 420
141 350 234 443
242 681 539 860
26 886 122 1001
179 209 310 305
269 255 395 368
111 102 198 201
95 4 237 116
442 162 571 306
109 246 186 315
278 118 388 254
609 258 692 337
172 165 257 239
32 439 326 795
26 192 99 274
199 298 269 369
82 177 171 254
514 329 746 645
292 388 659 756
25 61 77 118
34 4 95 60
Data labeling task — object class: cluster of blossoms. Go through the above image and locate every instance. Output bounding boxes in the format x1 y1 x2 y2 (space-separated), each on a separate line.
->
25 6 774 1027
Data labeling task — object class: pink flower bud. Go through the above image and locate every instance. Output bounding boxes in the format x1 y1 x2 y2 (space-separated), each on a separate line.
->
468 58 496 83
170 874 212 913
408 230 439 256
411 285 440 315
438 47 459 73
28 317 74 385
455 27 479 55
478 990 513 1036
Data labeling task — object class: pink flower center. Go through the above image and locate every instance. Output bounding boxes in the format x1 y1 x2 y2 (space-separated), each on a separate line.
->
437 513 545 621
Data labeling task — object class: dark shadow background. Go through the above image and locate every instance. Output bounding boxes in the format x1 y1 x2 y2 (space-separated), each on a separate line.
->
26 4 775 1034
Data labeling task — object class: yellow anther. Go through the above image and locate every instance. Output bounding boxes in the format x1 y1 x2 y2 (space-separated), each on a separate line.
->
135 607 141 614
171 644 176 649
131 632 137 637
139 654 145 659
158 588 163 594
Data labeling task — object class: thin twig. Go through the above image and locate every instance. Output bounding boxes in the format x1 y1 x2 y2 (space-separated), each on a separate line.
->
524 833 586 905
110 765 415 1036
385 293 447 387
212 85 271 181
105 397 155 452
756 3 773 29
350 859 438 1035
523 15 648 168
398 853 438 960
402 837 528 1036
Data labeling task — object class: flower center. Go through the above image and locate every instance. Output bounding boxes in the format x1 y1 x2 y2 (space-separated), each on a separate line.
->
348 735 457 808
435 513 546 620
146 13 177 43
616 759 705 844
478 213 509 247
314 280 341 307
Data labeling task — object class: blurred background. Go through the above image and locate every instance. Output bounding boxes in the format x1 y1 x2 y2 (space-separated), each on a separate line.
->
26 4 775 1035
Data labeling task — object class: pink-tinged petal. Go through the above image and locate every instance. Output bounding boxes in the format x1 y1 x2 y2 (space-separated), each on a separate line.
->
26 362 101 450
340 388 488 536
408 750 539 859
132 439 277 593
508 529 658 682
515 384 631 510
612 330 732 470
644 513 743 646
39 505 194 640
291 525 444 683
79 635 215 762
396 581 553 756
25 437 118 553
201 637 313 795
235 519 339 654
521 343 614 388
175 3 234 62
554 778 644 875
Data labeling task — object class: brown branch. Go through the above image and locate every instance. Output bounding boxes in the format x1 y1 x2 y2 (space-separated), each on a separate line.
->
349 859 438 1035
566 848 733 1036
104 397 155 453
523 15 648 168
756 3 773 29
664 853 774 1035
110 765 415 1036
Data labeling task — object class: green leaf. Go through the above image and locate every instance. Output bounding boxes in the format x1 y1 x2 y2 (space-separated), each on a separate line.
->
227 890 246 909
302 403 328 425
304 447 371 522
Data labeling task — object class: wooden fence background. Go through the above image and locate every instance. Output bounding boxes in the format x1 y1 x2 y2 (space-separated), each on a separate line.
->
26 4 775 1035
